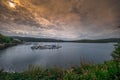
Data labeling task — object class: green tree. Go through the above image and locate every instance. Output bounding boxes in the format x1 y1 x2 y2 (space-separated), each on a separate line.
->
112 43 120 62
0 34 13 43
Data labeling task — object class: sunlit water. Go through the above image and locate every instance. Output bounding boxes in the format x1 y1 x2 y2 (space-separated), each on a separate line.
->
0 42 115 72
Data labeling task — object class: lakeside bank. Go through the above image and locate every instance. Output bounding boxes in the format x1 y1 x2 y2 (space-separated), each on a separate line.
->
0 42 22 50
0 34 22 50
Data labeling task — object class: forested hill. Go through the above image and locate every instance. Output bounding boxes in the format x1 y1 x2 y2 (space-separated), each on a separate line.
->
0 34 22 49
0 34 13 43
71 38 120 43
10 36 64 42
10 36 120 43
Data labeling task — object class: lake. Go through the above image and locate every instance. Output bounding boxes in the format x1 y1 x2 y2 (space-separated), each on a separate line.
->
0 43 115 72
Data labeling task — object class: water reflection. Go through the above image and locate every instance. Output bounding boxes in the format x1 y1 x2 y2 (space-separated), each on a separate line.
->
0 43 115 72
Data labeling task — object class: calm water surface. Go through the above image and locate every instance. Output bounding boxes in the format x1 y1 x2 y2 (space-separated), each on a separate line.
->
0 43 115 72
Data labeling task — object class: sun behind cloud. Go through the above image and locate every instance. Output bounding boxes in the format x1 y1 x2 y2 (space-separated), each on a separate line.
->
8 1 16 8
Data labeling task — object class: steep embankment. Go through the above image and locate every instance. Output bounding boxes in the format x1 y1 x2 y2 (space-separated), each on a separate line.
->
0 34 21 50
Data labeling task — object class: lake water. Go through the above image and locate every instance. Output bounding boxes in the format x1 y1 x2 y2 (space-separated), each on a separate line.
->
0 43 115 72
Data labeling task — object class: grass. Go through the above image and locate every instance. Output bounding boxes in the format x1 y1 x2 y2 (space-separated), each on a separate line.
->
0 43 120 80
0 61 119 80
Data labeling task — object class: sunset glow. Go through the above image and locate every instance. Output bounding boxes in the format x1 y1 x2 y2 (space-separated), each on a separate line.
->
0 0 120 40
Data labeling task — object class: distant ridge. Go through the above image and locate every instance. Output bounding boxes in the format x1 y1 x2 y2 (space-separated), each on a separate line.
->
71 38 120 43
9 36 64 42
9 36 120 43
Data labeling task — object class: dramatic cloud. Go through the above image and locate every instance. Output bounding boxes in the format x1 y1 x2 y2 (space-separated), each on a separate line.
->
0 0 120 40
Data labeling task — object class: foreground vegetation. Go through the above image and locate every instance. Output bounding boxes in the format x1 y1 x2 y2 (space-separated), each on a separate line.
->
0 60 119 80
0 42 120 80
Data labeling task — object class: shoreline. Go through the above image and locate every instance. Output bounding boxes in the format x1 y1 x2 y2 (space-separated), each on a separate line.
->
0 42 22 50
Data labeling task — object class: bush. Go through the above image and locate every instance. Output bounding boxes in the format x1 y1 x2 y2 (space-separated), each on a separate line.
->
0 34 13 43
112 43 120 62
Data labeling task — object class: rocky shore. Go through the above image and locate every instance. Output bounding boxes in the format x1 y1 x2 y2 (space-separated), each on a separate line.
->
0 42 22 50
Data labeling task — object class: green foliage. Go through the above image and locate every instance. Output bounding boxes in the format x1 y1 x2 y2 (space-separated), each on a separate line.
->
0 34 13 43
80 61 120 80
0 61 119 80
112 43 120 62
63 71 80 80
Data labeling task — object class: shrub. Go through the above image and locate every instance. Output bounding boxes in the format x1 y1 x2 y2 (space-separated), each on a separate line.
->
112 43 120 62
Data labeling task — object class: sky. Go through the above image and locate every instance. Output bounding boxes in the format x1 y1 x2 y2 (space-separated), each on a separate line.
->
0 0 120 40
